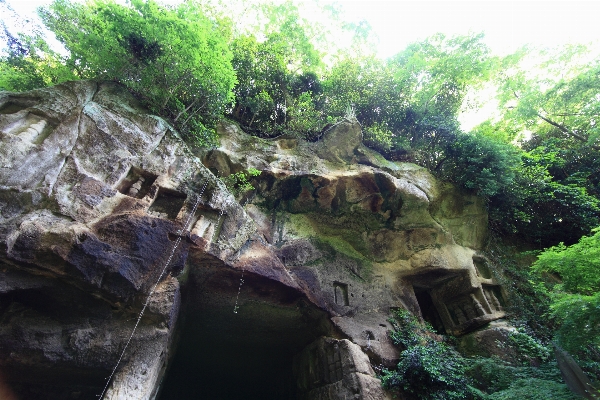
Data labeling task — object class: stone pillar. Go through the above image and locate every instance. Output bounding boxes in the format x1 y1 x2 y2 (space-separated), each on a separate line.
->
294 337 388 400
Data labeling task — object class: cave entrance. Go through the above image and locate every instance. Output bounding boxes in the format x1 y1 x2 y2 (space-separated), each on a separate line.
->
413 287 445 333
157 257 334 400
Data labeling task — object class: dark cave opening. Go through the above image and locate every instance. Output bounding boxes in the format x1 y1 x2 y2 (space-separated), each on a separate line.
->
157 261 334 400
414 287 445 333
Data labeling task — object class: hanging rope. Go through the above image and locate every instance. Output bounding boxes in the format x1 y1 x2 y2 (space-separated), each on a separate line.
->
98 180 208 399
230 196 253 315
233 271 245 314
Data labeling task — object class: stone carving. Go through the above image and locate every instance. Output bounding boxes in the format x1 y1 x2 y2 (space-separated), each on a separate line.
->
128 175 145 197
19 119 47 142
471 293 487 317
483 285 504 312
294 337 386 400
453 305 468 325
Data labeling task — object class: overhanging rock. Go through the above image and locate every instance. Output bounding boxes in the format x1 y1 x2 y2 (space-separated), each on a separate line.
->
0 81 506 399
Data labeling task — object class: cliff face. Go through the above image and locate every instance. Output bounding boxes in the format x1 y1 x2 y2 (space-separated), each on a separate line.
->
0 81 505 399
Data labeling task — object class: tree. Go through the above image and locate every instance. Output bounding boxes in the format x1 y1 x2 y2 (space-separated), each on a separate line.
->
385 33 496 167
0 0 76 91
488 148 600 247
322 55 405 132
439 132 520 198
477 45 600 246
532 228 600 360
0 33 76 91
497 45 600 150
12 0 238 146
229 1 325 137
320 33 496 165
381 310 470 400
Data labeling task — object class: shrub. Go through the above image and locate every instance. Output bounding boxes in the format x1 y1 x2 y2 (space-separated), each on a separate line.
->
381 310 471 399
440 133 520 198
486 378 578 400
466 357 578 399
221 168 261 198
532 228 600 357
363 123 393 153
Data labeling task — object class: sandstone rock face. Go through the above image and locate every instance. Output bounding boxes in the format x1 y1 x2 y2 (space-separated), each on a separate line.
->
0 81 253 399
206 120 505 365
0 81 505 399
294 337 388 400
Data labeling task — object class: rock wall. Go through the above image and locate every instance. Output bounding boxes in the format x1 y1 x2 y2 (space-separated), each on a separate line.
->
0 81 506 399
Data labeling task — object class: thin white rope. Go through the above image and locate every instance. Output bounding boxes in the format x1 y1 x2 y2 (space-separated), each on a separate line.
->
233 271 245 314
98 180 208 399
230 197 252 315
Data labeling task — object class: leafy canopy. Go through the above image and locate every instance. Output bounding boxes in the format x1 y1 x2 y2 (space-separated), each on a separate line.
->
20 0 237 146
532 228 600 354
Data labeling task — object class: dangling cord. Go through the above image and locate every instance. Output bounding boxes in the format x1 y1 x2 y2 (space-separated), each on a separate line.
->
231 196 253 315
98 182 207 399
233 271 244 314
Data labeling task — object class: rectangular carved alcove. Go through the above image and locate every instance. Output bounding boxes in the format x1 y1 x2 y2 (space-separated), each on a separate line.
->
116 166 157 199
413 286 445 333
473 256 493 279
482 284 505 312
189 206 225 243
148 188 186 220
333 282 349 306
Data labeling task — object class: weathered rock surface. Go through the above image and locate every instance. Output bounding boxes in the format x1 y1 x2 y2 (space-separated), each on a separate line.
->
294 337 387 400
0 81 507 399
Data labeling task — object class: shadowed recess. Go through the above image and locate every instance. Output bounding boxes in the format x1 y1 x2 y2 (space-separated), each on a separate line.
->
157 261 334 400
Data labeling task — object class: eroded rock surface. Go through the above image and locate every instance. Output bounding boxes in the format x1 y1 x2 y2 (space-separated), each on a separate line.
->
0 81 506 400
205 119 506 366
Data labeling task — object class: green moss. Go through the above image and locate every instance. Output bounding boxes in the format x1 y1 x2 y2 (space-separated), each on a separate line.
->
286 213 374 281
287 213 365 261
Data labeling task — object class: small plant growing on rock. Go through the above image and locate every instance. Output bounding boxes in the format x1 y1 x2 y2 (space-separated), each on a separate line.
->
221 168 261 197
344 103 357 123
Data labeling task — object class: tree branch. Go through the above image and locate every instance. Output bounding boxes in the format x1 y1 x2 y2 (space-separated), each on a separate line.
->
536 112 600 150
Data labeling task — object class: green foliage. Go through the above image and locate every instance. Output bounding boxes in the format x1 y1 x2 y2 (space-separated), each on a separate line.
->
221 168 261 197
320 33 496 167
440 133 520 197
466 357 578 399
488 145 600 247
0 26 77 91
363 123 394 153
507 328 551 364
286 91 324 136
321 56 401 131
229 2 325 137
533 228 600 295
532 228 600 355
381 310 471 400
484 45 600 247
18 0 237 146
496 45 600 150
386 33 496 167
550 293 600 358
485 379 578 400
